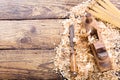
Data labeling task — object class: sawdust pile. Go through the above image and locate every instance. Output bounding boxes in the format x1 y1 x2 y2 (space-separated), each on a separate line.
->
54 0 120 80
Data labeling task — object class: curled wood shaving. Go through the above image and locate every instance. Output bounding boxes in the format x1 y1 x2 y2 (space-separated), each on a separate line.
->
54 0 120 80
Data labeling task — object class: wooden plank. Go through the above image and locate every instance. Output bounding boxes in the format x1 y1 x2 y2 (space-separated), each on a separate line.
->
0 0 118 19
0 20 63 49
0 50 60 79
110 0 120 9
111 0 120 4
0 0 85 19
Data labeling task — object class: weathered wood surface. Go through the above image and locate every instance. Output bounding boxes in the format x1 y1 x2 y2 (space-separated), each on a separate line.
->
0 20 63 49
111 0 120 9
0 0 119 79
0 0 85 19
0 0 118 19
0 50 61 79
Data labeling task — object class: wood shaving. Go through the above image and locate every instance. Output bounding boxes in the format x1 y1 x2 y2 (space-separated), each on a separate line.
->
54 0 120 80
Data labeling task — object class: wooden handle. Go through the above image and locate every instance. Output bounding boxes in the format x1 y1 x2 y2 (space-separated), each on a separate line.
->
70 51 78 77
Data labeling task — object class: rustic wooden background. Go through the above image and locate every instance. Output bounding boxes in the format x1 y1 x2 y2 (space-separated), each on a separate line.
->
0 0 119 79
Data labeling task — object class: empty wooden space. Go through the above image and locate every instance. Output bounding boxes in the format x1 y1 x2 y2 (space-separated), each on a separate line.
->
0 0 119 79
0 50 58 79
0 20 63 49
0 0 85 19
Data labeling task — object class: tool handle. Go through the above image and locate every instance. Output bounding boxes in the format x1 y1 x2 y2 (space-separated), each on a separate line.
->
70 51 78 77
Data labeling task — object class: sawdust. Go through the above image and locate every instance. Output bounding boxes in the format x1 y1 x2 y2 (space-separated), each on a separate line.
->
54 0 120 80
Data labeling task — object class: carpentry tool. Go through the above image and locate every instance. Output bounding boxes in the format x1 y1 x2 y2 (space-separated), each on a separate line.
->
84 13 112 72
69 24 78 77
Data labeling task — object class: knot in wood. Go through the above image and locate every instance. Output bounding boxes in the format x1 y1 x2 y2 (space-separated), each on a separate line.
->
20 36 31 43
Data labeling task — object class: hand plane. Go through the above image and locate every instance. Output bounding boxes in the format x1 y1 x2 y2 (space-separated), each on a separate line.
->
84 13 112 72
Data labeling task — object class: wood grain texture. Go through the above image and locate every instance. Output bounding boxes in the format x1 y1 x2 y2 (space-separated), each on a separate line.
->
0 20 63 49
0 0 118 19
110 0 120 9
0 50 61 79
0 0 85 19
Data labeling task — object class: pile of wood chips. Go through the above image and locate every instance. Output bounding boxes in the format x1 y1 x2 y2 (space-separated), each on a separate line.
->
54 0 120 80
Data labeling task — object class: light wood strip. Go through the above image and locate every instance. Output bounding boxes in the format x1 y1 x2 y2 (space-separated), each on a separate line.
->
0 20 63 49
0 50 60 79
0 0 85 19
